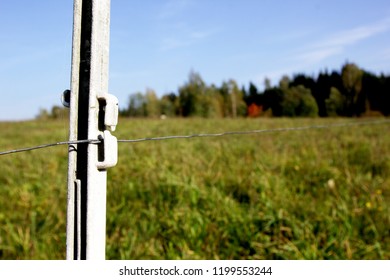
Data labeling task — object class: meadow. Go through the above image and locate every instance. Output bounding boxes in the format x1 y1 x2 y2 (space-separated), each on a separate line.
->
0 118 389 259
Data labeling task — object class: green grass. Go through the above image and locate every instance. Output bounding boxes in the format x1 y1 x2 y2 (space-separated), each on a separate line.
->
0 118 389 259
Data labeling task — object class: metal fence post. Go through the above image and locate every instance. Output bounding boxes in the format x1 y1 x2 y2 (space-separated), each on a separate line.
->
66 0 117 260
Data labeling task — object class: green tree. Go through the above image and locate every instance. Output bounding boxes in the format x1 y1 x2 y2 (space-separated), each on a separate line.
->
204 84 223 118
123 92 147 117
264 77 272 90
178 71 226 118
248 82 258 97
341 63 363 116
36 108 50 119
220 79 247 117
219 81 231 117
263 87 284 116
145 89 160 118
228 79 247 117
160 93 179 117
279 75 290 90
325 87 345 116
179 71 206 117
281 85 318 117
36 106 69 119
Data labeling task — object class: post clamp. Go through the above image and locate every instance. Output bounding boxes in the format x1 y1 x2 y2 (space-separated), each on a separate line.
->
96 130 118 170
99 94 119 132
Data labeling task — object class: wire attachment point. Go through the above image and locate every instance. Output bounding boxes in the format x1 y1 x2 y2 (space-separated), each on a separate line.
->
96 130 118 170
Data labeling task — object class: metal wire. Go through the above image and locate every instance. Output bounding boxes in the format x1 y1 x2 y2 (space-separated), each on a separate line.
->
0 139 100 156
0 119 389 156
117 119 390 143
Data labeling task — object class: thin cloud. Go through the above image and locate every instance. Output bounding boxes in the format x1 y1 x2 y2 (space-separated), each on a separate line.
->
157 0 219 51
158 0 193 19
160 37 192 51
318 18 390 49
160 28 218 51
295 47 342 64
231 17 390 88
293 17 390 66
190 31 213 40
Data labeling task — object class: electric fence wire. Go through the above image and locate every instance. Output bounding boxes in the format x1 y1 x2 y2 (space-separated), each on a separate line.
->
117 119 390 143
0 119 389 156
0 139 100 156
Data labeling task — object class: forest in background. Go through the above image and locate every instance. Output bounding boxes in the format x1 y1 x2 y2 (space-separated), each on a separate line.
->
38 62 390 119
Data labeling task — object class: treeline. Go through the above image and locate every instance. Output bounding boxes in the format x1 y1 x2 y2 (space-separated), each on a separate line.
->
37 62 389 119
120 62 390 118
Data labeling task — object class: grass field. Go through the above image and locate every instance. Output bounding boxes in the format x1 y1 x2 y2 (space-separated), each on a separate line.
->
0 118 389 260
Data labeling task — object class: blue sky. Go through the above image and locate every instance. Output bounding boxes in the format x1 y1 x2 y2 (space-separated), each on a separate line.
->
1 0 390 120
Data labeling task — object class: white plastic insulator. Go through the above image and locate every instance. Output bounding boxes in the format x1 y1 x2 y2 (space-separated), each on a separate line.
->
96 130 118 170
104 94 118 131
